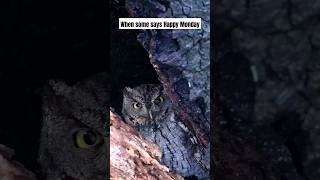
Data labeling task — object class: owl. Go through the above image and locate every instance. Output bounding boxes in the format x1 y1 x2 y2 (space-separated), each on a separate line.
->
122 84 209 179
38 73 109 180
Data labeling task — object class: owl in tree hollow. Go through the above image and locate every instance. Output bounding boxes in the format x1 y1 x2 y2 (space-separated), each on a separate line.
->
38 73 109 180
122 84 209 179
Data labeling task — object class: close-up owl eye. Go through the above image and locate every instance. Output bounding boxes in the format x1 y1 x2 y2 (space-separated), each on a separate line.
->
73 129 103 149
154 95 164 105
132 102 142 109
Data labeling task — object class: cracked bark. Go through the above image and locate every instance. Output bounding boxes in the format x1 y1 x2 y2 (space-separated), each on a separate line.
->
122 0 212 178
125 0 210 149
110 110 183 180
215 0 320 180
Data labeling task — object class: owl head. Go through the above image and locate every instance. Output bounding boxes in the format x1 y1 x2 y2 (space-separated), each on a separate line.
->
38 73 109 180
122 84 170 126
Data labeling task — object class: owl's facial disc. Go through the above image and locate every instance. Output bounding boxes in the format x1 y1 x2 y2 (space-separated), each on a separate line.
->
135 117 148 125
122 84 170 127
128 115 150 126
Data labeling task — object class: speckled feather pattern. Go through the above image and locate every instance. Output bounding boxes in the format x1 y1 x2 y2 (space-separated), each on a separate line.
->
122 84 209 178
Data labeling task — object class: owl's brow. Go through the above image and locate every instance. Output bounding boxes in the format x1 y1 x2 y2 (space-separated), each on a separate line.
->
127 94 144 102
151 91 162 99
148 89 162 101
66 110 105 133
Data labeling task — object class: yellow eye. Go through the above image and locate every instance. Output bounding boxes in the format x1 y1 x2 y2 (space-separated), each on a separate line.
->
154 96 164 104
132 102 142 109
74 130 102 149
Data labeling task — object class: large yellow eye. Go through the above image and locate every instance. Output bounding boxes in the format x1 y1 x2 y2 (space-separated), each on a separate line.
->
154 96 164 105
132 102 142 109
74 130 102 149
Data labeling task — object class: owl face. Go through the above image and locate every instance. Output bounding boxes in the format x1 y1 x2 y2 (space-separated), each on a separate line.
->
122 84 170 126
39 73 109 180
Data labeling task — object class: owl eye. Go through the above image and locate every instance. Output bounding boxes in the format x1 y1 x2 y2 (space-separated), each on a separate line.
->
74 129 102 149
132 102 142 109
154 96 164 105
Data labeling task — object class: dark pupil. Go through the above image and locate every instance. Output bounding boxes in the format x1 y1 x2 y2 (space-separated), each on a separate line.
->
83 131 97 145
154 97 161 104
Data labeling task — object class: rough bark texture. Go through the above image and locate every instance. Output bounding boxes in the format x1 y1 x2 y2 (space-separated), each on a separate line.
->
123 1 211 179
214 0 320 180
125 0 210 148
212 126 280 180
110 110 183 180
0 144 37 180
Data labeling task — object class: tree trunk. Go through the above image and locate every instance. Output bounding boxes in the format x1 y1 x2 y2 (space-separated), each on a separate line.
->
0 144 37 180
110 110 183 180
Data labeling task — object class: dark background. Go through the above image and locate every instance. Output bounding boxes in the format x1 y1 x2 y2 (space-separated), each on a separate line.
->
213 0 320 179
0 0 108 174
110 0 159 112
1 0 319 179
0 0 159 176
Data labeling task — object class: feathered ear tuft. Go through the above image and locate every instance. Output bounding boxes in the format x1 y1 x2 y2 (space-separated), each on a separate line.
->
154 84 164 93
48 80 71 96
42 80 71 112
123 87 134 95
158 84 164 91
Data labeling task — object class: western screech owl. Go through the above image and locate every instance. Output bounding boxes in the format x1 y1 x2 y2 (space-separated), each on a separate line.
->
38 73 109 180
122 84 209 178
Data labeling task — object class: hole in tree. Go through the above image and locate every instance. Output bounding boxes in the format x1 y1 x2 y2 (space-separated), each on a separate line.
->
110 2 159 113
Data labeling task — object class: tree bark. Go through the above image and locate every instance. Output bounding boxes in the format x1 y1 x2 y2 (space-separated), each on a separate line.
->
110 110 183 180
0 144 37 180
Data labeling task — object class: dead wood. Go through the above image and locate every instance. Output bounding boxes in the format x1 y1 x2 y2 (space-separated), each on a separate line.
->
110 110 183 180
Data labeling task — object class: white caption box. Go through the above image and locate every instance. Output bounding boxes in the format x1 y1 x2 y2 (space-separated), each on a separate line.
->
119 18 202 30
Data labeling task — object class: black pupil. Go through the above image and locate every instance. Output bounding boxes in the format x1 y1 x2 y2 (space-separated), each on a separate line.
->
155 97 161 104
134 103 141 108
83 131 97 145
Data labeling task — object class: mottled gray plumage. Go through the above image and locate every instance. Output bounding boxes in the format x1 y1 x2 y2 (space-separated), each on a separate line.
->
38 73 109 180
122 84 208 178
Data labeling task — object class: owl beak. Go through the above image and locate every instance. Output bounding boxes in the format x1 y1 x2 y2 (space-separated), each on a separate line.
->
148 111 153 121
